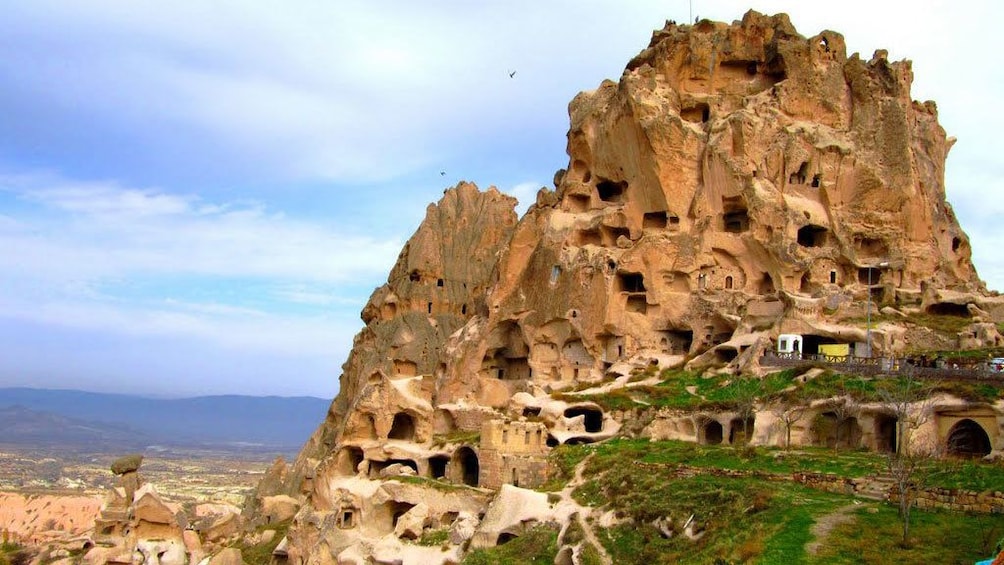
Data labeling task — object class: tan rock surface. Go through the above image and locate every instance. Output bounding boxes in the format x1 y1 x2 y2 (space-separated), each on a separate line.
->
0 492 102 545
257 10 1003 564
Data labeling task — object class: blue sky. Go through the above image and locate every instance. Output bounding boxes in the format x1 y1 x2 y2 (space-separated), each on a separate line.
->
1 1 1001 398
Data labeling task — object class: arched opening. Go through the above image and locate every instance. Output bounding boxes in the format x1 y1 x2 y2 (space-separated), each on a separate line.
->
681 102 711 123
952 237 962 252
800 272 813 294
596 179 627 203
454 446 480 487
703 421 723 445
725 275 734 289
388 412 416 441
546 435 559 448
946 419 992 458
429 455 449 479
926 302 971 317
723 210 749 233
617 272 646 293
875 414 898 453
789 162 809 185
389 501 416 530
335 446 364 476
813 412 862 449
758 273 775 294
564 407 603 433
714 347 738 364
729 416 755 445
797 225 828 247
643 211 668 229
497 532 519 545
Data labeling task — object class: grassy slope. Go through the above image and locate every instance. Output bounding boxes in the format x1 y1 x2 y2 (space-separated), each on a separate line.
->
534 440 1004 564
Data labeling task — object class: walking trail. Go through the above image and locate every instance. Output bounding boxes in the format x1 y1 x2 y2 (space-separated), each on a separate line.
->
805 502 865 556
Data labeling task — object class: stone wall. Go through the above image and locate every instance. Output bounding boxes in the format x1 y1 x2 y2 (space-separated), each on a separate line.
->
478 420 550 489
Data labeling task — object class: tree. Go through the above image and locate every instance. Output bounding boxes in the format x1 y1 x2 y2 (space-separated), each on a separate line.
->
769 395 806 450
810 397 859 451
726 377 763 446
876 371 937 547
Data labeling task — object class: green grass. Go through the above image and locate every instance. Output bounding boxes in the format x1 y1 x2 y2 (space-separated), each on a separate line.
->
550 439 1004 496
585 473 847 564
417 527 449 547
811 504 1004 564
234 519 291 565
0 542 29 565
462 523 560 564
555 367 1004 412
553 439 1004 564
554 369 803 412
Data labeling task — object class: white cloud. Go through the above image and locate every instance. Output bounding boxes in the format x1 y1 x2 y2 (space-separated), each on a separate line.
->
0 172 402 283
0 1 1001 396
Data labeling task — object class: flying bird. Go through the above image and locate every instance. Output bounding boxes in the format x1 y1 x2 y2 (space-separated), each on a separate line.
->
440 171 446 176
508 70 516 78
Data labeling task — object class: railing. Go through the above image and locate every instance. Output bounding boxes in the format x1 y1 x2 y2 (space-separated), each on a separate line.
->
761 352 1004 383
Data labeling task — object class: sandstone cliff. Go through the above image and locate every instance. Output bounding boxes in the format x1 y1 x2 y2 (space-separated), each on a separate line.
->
249 11 1003 564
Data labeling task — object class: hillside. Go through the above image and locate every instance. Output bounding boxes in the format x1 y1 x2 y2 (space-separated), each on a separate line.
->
0 388 329 451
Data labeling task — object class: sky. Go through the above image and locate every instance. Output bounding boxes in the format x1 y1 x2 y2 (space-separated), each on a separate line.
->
0 1 1001 398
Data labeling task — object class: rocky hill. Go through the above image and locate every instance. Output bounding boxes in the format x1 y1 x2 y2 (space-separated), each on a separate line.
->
183 11 1004 564
0 388 330 452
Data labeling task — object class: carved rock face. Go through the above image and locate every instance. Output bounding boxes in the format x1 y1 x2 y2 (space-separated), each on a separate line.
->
272 10 999 563
133 539 186 565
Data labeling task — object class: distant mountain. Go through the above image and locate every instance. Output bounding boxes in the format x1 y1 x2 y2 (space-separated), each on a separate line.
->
0 388 330 451
0 404 151 449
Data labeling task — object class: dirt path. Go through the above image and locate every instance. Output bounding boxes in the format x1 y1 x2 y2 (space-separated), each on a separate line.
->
556 454 613 565
805 503 864 556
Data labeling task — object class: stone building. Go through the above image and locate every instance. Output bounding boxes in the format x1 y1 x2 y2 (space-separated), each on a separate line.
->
477 420 550 489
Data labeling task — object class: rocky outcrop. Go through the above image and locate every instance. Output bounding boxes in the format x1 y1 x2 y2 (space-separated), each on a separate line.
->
259 10 1004 564
84 457 243 565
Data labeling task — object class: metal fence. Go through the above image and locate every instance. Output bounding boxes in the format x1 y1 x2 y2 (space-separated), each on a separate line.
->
761 352 1004 383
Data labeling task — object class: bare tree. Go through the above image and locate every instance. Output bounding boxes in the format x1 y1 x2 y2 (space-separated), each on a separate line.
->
876 371 938 547
770 396 806 450
823 397 859 451
727 377 763 446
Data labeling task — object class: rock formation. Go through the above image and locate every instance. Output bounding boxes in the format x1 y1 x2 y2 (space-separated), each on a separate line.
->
255 11 1004 564
84 456 244 565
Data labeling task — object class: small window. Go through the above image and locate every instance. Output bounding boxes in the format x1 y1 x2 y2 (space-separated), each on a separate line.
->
461 304 468 315
437 278 444 287
427 302 433 314
524 431 530 444
829 271 837 284
409 271 421 282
